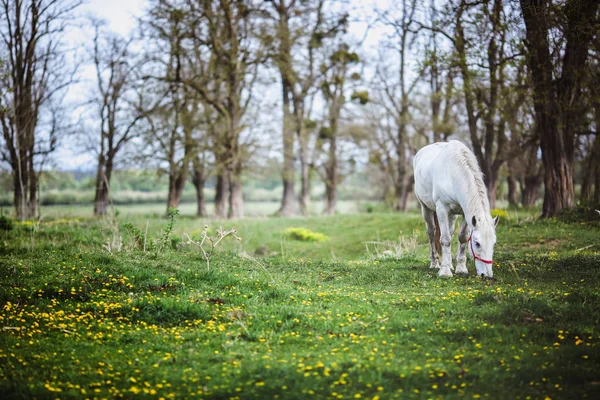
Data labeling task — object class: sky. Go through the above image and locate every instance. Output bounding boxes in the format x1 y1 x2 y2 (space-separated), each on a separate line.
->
81 0 145 36
56 0 400 170
55 0 146 169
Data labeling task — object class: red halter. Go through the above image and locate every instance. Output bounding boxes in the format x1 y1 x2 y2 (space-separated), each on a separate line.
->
468 232 494 265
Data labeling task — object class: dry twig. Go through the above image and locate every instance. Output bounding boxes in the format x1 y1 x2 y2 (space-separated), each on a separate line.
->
182 225 241 270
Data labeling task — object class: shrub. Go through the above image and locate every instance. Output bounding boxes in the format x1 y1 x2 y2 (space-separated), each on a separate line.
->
556 203 600 223
0 216 13 231
283 227 329 242
491 209 508 218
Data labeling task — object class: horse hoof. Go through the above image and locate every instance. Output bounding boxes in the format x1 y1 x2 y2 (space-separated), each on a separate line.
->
438 269 453 278
455 271 469 277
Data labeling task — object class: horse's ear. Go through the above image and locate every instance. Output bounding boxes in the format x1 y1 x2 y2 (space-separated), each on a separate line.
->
472 215 477 227
493 215 499 227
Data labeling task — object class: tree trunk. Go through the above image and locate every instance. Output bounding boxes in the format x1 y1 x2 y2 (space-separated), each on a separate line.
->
274 3 298 217
584 107 600 204
94 181 110 217
401 175 414 211
324 131 337 215
229 160 244 219
167 169 187 211
594 155 600 205
521 174 543 208
195 181 207 218
191 159 207 218
28 156 37 219
595 110 600 206
429 51 442 142
298 132 311 215
278 123 298 217
278 84 298 216
93 155 111 217
487 176 498 210
539 108 573 217
507 175 519 208
580 148 595 202
431 90 442 143
214 168 230 219
394 131 407 211
214 130 233 219
13 171 28 220
324 181 336 215
485 166 499 210
520 0 567 216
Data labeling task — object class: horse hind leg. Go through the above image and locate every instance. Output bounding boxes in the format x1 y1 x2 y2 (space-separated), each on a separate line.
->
421 206 440 270
455 218 469 276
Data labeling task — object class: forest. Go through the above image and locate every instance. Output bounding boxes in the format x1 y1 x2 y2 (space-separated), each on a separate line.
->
1 0 598 220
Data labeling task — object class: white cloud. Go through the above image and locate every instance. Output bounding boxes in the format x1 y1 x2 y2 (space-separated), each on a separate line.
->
80 0 145 36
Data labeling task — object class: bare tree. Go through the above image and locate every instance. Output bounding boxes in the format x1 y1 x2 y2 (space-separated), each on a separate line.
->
90 21 147 216
141 0 239 217
0 0 81 219
268 0 348 215
318 43 362 215
453 0 511 208
176 0 266 219
424 1 456 143
373 0 421 211
141 97 195 213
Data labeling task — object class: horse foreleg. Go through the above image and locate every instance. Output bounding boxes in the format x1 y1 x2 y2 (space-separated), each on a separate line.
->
435 205 453 277
421 206 440 269
455 218 469 276
447 214 458 271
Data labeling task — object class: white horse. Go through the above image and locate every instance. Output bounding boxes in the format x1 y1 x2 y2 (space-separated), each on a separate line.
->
413 140 498 278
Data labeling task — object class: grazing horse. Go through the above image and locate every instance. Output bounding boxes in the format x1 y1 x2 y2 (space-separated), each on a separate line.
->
413 140 498 278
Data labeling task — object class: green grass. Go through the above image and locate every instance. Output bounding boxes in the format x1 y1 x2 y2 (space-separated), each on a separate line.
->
0 210 599 399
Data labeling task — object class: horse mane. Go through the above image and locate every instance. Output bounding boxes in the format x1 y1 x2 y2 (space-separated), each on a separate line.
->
451 142 491 220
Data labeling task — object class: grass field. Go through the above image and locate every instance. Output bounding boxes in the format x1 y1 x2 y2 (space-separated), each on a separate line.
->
1 210 599 399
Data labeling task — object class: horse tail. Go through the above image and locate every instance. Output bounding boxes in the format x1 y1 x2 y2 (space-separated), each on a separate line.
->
433 212 442 255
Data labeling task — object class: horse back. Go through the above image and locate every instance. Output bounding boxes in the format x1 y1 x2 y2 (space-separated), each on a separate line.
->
413 141 464 211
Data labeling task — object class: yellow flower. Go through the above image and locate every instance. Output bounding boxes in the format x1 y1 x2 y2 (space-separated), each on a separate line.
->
130 386 141 394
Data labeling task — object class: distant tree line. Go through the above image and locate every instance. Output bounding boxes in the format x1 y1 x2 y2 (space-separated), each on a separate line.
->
1 0 599 219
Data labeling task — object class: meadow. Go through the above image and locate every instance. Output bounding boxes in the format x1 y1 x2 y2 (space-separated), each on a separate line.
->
1 207 599 399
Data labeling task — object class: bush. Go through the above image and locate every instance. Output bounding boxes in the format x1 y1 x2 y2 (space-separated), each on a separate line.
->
556 203 600 223
491 209 509 218
283 227 329 242
0 216 13 231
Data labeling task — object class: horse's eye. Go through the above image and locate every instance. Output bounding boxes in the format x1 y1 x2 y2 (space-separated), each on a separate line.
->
475 242 481 248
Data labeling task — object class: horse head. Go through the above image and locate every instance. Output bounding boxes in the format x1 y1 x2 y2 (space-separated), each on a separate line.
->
469 215 499 278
